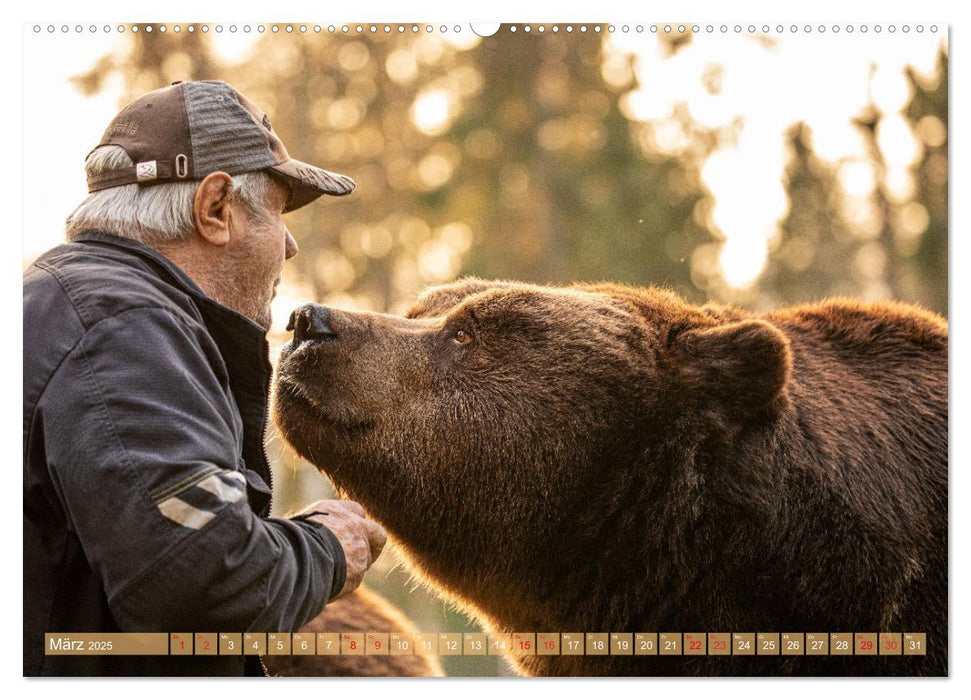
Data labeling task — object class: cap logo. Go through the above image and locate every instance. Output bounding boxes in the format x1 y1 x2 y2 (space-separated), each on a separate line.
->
136 160 158 182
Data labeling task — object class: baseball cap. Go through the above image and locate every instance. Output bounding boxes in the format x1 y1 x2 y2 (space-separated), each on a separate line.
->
86 80 356 212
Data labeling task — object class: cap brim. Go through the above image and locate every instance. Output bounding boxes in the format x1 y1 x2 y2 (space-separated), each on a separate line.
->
268 158 356 212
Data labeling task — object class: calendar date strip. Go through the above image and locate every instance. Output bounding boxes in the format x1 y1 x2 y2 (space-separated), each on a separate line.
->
46 632 927 657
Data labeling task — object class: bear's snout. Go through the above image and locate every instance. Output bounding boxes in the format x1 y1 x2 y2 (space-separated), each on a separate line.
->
287 303 338 344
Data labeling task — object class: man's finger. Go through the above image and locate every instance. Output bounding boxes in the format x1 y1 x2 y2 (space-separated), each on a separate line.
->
341 500 366 518
364 521 388 560
298 500 334 516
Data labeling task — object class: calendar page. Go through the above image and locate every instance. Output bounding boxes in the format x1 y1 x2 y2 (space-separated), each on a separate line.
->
22 20 948 679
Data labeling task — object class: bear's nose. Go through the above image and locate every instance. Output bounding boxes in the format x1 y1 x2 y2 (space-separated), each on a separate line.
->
287 304 337 344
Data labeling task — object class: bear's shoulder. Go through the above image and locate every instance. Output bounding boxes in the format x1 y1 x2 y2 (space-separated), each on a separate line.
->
765 298 947 352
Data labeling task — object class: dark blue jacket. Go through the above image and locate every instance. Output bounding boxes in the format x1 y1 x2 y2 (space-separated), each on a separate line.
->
23 230 345 676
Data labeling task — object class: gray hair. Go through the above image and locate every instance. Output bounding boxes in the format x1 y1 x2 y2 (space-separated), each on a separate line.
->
65 145 274 245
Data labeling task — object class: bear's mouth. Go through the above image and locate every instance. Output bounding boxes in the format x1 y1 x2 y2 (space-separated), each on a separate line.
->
274 343 334 410
275 375 374 433
275 375 322 411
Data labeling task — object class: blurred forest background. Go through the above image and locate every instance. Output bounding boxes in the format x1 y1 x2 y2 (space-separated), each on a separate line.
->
62 23 947 676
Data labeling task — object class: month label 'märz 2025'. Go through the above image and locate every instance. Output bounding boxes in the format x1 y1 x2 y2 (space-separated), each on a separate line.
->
45 633 169 655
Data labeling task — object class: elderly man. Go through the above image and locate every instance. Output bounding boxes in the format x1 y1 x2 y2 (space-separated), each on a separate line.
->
23 80 386 676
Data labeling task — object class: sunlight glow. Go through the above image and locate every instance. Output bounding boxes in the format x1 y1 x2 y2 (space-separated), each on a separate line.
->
606 29 945 292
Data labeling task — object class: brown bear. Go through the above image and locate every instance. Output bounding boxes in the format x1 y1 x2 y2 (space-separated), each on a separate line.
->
272 278 947 676
262 587 443 677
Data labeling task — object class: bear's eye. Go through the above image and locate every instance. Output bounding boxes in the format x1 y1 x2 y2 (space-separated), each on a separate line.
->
453 329 472 345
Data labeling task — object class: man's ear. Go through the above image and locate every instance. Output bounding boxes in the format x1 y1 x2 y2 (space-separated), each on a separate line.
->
669 320 792 418
193 172 235 246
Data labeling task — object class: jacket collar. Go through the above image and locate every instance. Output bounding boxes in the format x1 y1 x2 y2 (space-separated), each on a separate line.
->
71 228 266 335
70 226 272 384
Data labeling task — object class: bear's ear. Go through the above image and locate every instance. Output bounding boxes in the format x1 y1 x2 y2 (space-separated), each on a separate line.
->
409 278 518 319
669 320 792 418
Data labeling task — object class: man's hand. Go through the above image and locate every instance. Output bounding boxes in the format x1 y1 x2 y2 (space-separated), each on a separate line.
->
292 500 387 599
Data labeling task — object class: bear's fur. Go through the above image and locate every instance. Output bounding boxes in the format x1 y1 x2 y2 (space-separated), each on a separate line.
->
273 279 947 676
262 587 443 677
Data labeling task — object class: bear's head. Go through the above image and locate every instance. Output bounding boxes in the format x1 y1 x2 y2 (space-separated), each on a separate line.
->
273 279 792 629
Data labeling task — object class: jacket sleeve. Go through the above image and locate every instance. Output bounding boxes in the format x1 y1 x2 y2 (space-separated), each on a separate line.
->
36 306 345 632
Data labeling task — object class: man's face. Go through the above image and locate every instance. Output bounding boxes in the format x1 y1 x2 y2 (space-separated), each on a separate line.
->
224 178 298 328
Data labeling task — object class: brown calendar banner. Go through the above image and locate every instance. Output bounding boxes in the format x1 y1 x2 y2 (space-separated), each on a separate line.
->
44 631 929 658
